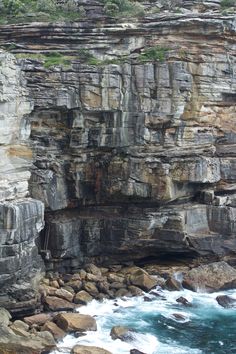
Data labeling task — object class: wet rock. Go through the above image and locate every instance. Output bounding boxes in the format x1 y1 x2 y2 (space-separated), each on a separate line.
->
43 296 76 311
164 277 182 291
74 290 93 305
115 289 131 298
130 350 147 354
172 313 186 321
42 321 66 340
107 273 125 284
97 281 110 294
216 295 236 308
183 262 236 292
72 345 112 354
128 286 143 296
129 269 157 292
110 326 135 341
176 296 192 307
55 313 97 332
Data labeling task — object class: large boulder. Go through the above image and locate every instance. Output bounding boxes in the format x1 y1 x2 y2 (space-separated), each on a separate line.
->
55 313 97 332
42 321 66 340
72 345 112 354
129 269 157 292
43 296 76 311
0 326 56 354
182 262 236 292
23 313 53 326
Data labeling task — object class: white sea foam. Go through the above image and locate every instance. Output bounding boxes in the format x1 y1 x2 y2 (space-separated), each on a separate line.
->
54 287 236 354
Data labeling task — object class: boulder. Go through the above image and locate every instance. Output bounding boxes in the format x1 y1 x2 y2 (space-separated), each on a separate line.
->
42 321 66 340
183 262 236 292
84 264 102 276
43 296 76 311
55 288 74 302
55 313 97 332
66 280 83 292
128 286 143 296
0 308 11 327
129 269 157 292
83 282 99 297
110 326 135 341
74 290 93 305
216 295 236 308
164 277 182 291
0 326 56 354
23 313 53 326
72 345 112 354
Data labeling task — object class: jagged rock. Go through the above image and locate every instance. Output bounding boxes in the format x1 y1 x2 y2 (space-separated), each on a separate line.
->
74 290 93 305
10 320 30 337
43 296 76 311
42 321 66 340
72 345 112 354
110 326 135 342
0 326 56 354
176 297 192 307
183 262 236 292
55 313 97 332
165 278 182 291
216 295 236 308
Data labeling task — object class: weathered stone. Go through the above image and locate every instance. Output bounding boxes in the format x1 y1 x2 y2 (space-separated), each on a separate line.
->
0 326 56 354
0 308 11 327
128 286 143 296
23 313 53 327
74 290 93 305
83 282 99 297
43 296 76 311
66 281 83 292
84 264 102 277
165 278 182 291
72 345 112 354
55 288 74 302
55 313 97 332
42 321 66 340
130 269 157 292
183 262 236 292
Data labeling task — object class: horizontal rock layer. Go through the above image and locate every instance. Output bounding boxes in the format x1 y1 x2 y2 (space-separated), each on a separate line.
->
0 10 235 276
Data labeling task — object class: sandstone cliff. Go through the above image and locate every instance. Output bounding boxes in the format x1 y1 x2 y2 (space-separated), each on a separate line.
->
0 0 235 314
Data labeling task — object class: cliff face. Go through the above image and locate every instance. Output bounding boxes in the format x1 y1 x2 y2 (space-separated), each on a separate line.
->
0 2 235 312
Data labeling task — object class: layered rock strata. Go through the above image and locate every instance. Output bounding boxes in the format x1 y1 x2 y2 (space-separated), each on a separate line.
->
0 51 44 316
0 6 235 300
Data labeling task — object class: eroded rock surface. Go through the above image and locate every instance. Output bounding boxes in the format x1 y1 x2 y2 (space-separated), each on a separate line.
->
0 0 235 310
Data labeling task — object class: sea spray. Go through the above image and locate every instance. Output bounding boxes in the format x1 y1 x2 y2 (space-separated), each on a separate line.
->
55 288 236 354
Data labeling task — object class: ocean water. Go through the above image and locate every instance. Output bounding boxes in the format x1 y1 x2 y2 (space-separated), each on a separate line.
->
55 287 236 354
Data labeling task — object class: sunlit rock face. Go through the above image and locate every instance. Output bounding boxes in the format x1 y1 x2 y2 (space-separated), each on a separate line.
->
0 8 235 273
0 51 44 316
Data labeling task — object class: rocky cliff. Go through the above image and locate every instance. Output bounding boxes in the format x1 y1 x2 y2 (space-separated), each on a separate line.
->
0 0 235 314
